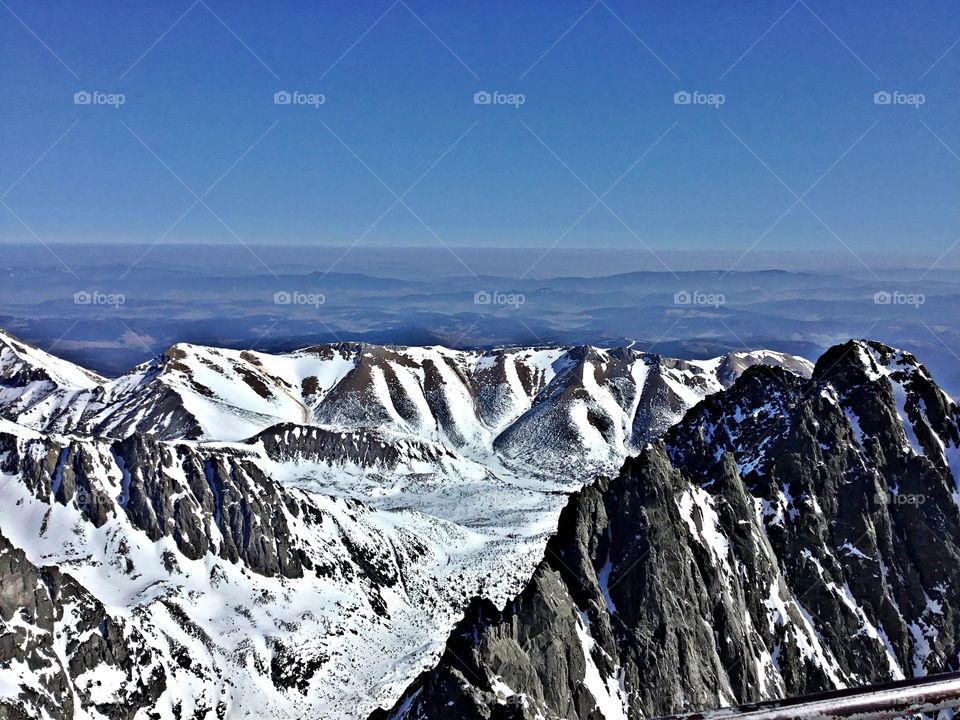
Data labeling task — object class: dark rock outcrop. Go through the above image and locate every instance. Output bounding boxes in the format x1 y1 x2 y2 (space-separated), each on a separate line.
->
0 531 166 720
2 429 313 579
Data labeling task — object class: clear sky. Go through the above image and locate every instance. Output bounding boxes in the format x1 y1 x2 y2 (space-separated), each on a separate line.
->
1 1 958 268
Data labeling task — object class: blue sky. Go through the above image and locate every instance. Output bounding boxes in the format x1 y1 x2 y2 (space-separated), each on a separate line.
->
1 0 958 268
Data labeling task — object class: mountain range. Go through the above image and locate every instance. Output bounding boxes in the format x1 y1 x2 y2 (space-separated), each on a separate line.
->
0 329 958 719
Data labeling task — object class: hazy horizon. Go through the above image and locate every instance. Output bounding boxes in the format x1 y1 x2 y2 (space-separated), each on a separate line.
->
2 241 960 279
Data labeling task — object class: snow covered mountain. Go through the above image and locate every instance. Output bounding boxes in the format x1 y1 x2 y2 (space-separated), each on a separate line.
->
0 328 104 430
0 331 811 471
0 418 498 719
375 340 960 719
0 330 814 720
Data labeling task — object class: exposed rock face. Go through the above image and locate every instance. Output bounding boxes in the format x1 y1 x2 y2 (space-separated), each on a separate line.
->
250 422 456 469
0 420 448 719
373 340 960 720
0 530 167 720
1 429 316 578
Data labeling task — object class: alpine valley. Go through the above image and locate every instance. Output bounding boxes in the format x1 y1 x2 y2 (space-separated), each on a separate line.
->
1 328 959 719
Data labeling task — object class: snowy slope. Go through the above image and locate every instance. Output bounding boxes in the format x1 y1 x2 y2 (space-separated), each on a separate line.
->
0 328 104 431
0 419 554 720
